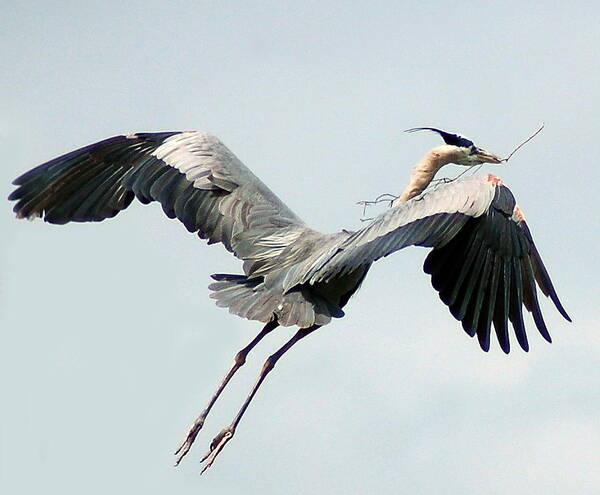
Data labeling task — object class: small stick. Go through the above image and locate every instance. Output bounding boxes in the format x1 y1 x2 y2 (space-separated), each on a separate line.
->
502 123 545 162
356 193 398 217
429 164 476 187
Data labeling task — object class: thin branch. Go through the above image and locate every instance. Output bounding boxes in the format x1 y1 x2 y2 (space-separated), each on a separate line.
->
502 123 545 162
425 165 481 194
429 164 474 187
356 193 398 218
356 193 398 205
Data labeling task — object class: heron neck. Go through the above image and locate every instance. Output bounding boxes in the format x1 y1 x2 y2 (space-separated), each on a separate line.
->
394 146 454 205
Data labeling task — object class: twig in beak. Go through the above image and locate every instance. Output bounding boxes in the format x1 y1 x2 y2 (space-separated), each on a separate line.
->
502 123 545 162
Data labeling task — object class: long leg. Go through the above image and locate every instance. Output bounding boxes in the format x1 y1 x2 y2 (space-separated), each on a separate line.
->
199 324 320 474
174 320 278 465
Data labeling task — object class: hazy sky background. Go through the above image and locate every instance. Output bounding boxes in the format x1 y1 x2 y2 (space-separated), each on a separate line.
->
1 2 599 494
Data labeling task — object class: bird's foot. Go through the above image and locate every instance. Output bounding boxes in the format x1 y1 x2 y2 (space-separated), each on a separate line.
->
174 416 206 466
200 426 235 474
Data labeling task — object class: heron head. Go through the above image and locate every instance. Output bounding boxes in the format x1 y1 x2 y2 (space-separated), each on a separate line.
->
405 127 502 166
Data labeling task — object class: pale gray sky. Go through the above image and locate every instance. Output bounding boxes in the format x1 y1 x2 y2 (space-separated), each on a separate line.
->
1 1 599 494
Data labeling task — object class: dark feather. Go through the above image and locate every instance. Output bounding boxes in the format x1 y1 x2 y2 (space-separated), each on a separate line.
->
521 257 552 343
405 127 474 148
478 253 500 352
509 258 528 351
518 222 572 321
492 259 511 353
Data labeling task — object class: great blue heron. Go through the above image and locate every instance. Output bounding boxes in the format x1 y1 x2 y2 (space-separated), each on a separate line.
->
9 127 571 472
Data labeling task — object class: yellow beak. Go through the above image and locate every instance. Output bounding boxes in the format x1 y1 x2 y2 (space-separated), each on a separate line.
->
475 150 502 164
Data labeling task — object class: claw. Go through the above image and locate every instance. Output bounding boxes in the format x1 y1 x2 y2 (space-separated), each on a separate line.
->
200 426 235 474
174 417 206 466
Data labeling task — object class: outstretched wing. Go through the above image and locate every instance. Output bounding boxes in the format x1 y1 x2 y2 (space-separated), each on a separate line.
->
310 174 570 353
9 131 312 274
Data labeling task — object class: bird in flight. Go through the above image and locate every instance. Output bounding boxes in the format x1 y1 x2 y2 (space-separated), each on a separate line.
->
9 127 571 472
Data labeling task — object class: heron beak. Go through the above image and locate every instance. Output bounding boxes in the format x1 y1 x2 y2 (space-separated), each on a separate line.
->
474 150 502 164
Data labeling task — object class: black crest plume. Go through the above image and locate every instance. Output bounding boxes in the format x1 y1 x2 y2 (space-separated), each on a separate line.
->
405 127 474 148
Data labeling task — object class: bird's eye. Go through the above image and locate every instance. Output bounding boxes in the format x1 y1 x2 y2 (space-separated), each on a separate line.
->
469 146 478 155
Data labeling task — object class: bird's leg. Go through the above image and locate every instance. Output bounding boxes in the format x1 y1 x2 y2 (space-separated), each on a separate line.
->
174 320 278 466
199 324 320 474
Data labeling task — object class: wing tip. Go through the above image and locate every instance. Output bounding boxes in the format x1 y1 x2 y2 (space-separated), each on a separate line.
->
555 301 572 323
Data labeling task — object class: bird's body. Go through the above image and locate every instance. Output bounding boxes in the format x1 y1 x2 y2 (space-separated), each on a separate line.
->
9 128 570 471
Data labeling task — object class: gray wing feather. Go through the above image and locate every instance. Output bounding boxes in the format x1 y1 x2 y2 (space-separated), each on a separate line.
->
9 131 314 273
309 176 496 283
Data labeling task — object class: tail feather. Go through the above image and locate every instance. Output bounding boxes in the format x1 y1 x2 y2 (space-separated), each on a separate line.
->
209 273 343 328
